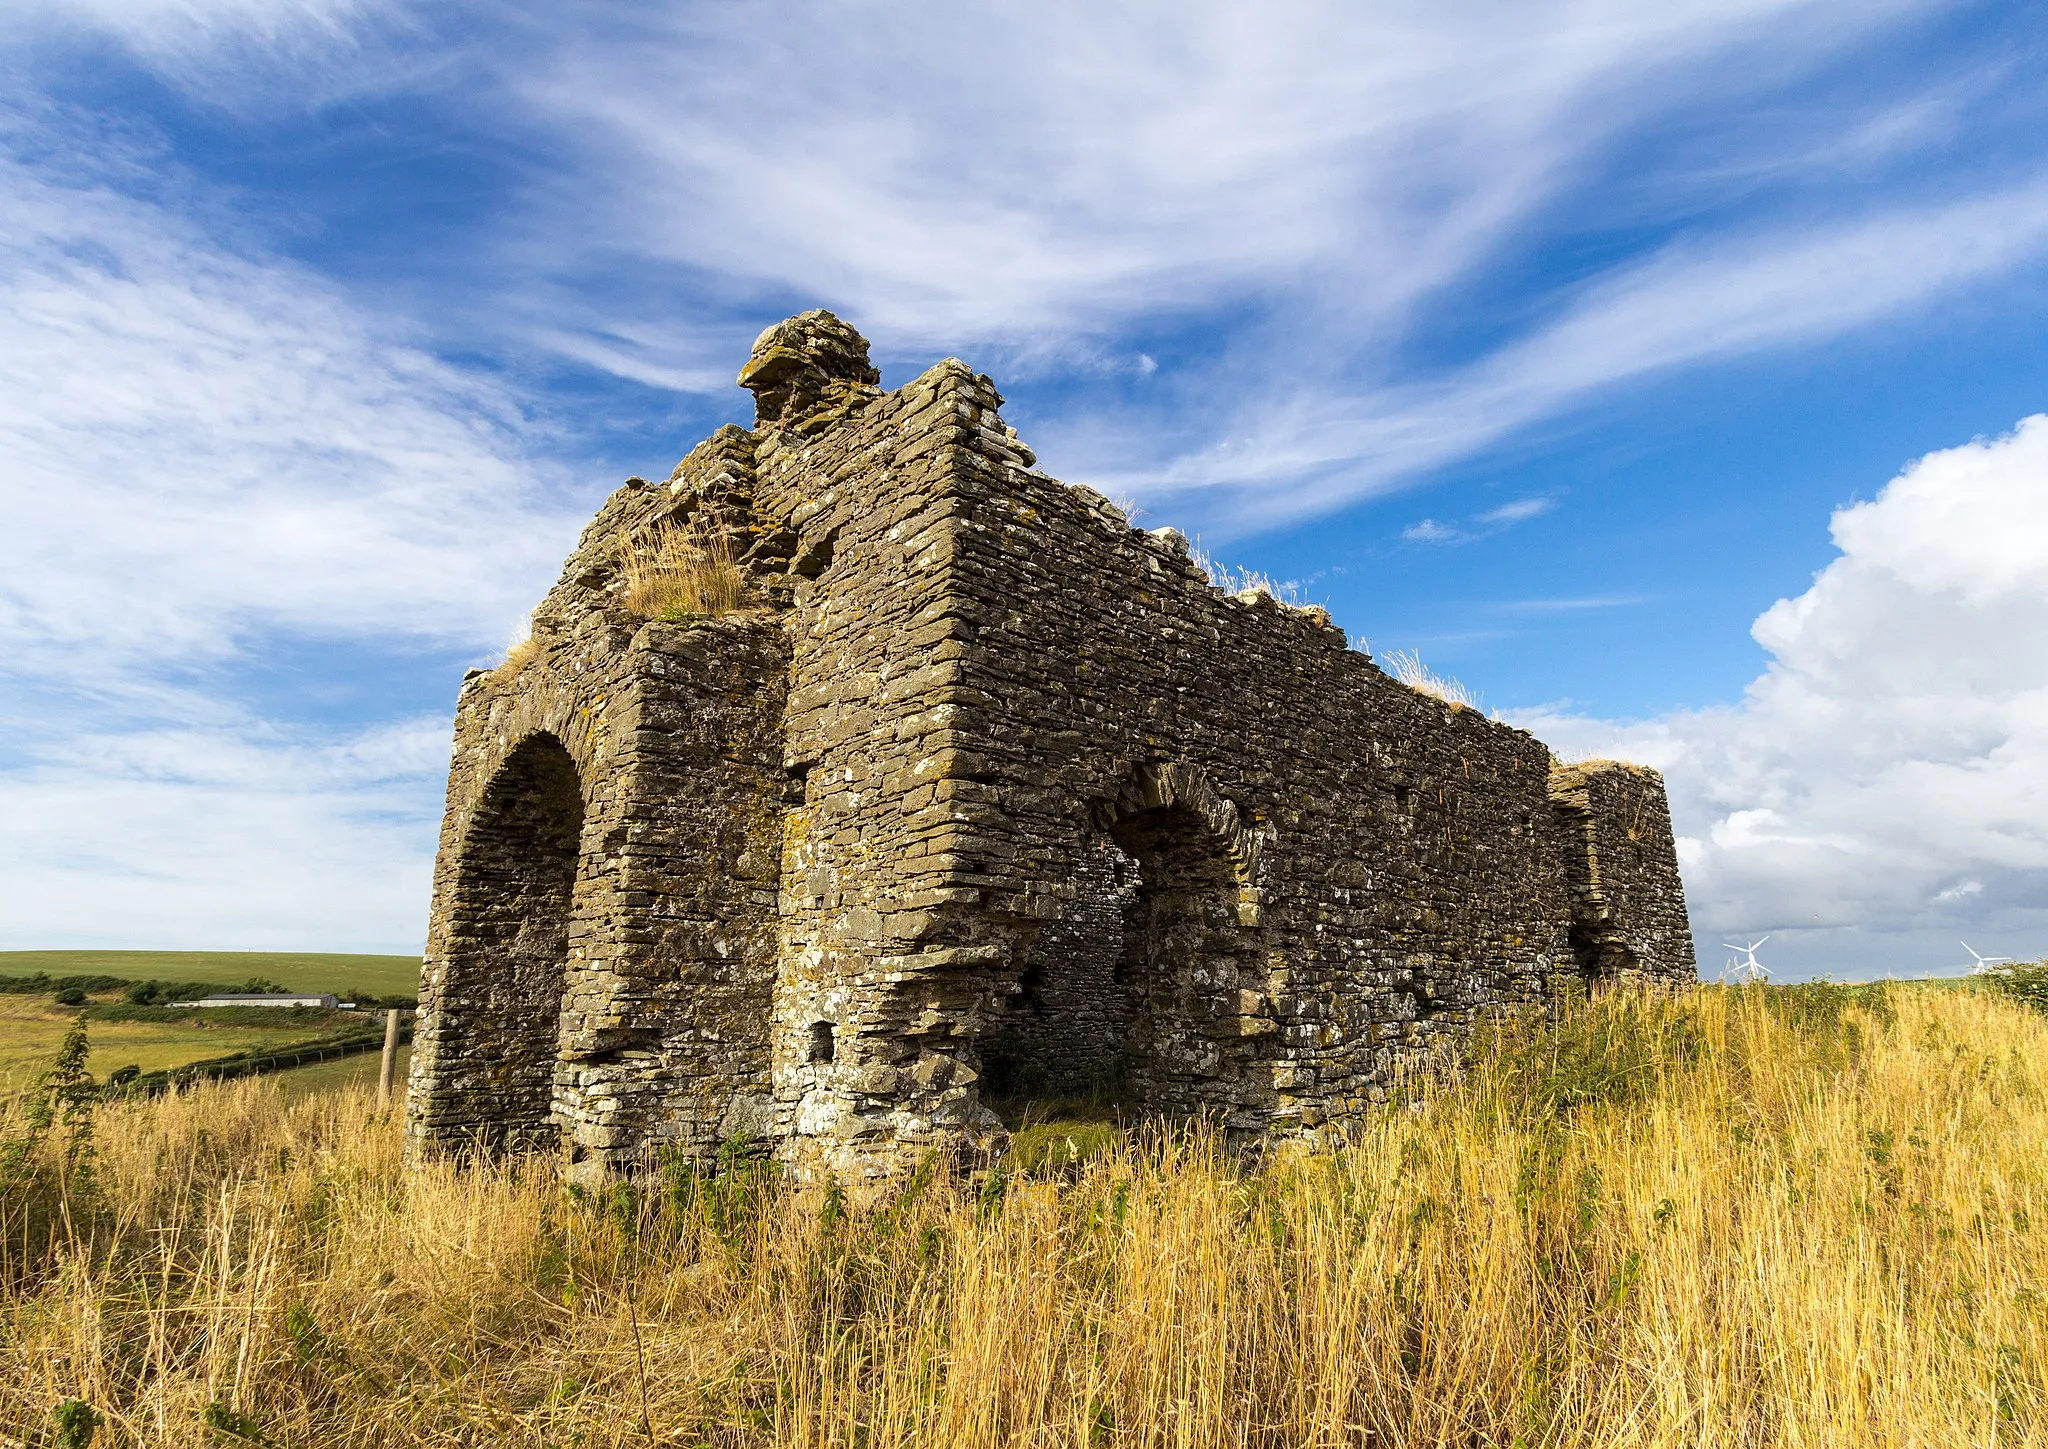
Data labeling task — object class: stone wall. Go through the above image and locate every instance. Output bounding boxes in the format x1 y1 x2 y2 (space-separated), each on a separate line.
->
1548 761 1695 987
406 309 1696 1180
409 431 794 1172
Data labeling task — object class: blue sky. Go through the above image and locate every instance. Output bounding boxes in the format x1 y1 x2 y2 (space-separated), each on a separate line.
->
3 1 2047 980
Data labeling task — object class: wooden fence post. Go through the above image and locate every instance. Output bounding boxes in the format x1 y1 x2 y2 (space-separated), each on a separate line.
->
378 1008 401 1107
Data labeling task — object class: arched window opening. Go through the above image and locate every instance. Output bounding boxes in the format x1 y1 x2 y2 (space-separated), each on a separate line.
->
428 732 583 1154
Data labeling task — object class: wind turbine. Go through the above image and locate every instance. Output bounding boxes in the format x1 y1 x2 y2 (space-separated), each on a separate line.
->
1722 937 1771 984
1961 942 2011 976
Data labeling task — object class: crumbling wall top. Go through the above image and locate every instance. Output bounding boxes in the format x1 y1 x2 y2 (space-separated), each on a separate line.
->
738 309 882 434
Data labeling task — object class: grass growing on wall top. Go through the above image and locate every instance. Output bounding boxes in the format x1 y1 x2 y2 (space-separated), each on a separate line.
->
618 514 745 619
3 982 2045 1446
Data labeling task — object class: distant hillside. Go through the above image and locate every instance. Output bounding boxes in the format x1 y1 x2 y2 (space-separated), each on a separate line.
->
0 950 421 1000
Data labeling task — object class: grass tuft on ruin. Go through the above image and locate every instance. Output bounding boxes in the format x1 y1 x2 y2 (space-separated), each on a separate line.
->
617 514 745 619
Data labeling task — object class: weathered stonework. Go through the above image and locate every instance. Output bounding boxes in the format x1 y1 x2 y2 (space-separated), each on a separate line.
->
406 310 1696 1181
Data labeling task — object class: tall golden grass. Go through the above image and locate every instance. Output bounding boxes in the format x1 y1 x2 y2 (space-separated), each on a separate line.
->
4 983 2044 1446
1382 648 1479 712
619 514 745 619
492 632 544 682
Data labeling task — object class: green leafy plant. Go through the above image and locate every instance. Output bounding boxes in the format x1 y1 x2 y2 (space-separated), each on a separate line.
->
1990 963 2048 1016
51 1398 101 1449
2 1013 98 1195
203 1400 269 1443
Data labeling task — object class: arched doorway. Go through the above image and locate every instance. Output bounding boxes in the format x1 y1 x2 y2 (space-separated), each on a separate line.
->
420 732 584 1154
1109 802 1268 1119
988 766 1274 1129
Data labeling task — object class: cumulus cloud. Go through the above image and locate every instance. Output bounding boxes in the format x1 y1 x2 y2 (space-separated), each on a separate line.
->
1514 418 2048 977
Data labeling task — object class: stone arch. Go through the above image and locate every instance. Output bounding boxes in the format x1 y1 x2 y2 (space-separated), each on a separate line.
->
1095 761 1271 926
414 730 585 1154
988 761 1277 1126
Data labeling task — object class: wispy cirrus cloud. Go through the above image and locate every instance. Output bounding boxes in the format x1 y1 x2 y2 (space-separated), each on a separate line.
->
1404 496 1555 544
0 102 581 951
19 0 2039 539
1134 172 2048 525
437 0 2048 536
0 109 577 692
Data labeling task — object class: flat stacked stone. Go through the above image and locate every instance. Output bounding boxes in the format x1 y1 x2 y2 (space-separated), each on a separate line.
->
407 310 1696 1182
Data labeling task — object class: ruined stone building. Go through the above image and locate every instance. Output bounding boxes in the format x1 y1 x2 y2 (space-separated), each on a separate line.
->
405 311 1695 1181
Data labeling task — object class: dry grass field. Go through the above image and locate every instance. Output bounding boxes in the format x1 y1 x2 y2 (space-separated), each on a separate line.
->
3 982 2044 1448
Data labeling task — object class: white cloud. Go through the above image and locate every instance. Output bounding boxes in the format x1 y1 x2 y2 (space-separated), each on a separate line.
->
1401 495 1554 544
22 1 2036 538
1142 175 2048 524
1513 417 2048 977
0 0 394 100
1403 519 1460 544
1476 498 1553 526
0 719 447 953
456 0 2048 534
0 108 581 951
0 116 578 692
515 1 1936 341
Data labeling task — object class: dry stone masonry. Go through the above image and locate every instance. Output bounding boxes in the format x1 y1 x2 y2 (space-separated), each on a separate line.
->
406 311 1695 1182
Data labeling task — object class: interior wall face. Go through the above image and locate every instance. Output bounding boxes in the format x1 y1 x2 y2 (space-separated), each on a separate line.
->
983 836 1137 1102
1548 762 1697 986
564 616 791 1164
413 733 583 1153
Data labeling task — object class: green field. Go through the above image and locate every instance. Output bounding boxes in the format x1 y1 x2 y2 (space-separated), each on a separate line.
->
0 993 319 1097
0 950 420 1099
0 986 408 1101
0 949 421 999
270 1043 413 1100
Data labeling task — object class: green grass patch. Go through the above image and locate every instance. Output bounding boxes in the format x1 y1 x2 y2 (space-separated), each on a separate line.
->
0 995 314 1096
0 951 420 1001
267 1043 412 1101
1007 1119 1126 1173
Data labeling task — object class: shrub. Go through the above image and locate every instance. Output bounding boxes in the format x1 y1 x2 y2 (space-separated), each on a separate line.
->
618 512 745 619
1990 961 2048 1015
51 987 87 1007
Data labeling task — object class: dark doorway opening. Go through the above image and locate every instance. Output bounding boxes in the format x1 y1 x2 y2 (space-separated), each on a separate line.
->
427 733 583 1154
987 802 1270 1134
